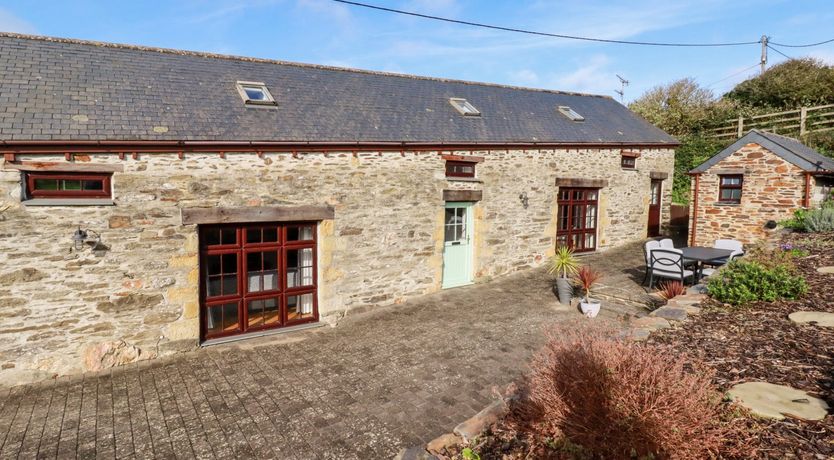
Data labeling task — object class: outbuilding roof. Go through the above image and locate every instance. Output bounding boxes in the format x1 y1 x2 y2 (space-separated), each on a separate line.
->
690 130 834 173
0 33 677 146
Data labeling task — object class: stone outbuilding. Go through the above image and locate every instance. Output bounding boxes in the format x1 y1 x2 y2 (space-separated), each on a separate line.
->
0 33 677 383
689 130 834 246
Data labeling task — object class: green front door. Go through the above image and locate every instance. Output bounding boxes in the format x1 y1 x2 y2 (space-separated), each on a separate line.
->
442 202 474 288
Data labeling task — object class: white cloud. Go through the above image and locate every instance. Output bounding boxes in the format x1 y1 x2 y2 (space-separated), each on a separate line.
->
808 50 834 65
507 69 540 86
550 54 615 95
0 8 36 34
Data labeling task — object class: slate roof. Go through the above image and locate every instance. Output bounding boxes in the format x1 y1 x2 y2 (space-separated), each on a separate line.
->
0 33 677 146
690 130 834 173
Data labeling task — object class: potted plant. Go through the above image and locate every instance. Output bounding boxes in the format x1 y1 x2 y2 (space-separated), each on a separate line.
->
547 246 579 305
574 266 603 317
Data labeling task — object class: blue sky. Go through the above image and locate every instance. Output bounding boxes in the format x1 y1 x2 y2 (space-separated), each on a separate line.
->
1 0 833 102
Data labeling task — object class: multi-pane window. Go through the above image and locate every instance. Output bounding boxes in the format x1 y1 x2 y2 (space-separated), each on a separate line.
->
444 207 468 243
200 223 317 341
556 188 599 253
719 175 743 203
25 172 111 198
621 155 636 169
446 161 476 178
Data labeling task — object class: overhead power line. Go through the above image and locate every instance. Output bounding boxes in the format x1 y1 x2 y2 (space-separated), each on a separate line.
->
705 63 761 88
767 44 793 60
331 0 761 47
769 37 834 48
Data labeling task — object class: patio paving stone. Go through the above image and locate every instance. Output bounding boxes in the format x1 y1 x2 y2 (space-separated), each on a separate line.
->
0 241 652 458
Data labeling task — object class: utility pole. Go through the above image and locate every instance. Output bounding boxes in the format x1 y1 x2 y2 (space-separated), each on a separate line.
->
760 35 768 74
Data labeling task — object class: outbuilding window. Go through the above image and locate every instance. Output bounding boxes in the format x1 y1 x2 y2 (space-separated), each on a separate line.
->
25 172 111 199
719 175 743 203
621 156 636 169
446 160 476 178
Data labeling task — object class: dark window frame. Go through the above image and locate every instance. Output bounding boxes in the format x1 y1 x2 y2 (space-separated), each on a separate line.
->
200 222 318 341
621 156 636 169
718 174 744 203
25 172 112 198
445 160 477 178
556 187 599 253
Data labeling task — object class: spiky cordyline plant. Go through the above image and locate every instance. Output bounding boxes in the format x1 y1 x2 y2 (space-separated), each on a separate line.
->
547 246 580 279
574 266 602 300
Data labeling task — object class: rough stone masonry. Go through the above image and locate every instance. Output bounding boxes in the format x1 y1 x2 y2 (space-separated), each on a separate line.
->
0 147 673 384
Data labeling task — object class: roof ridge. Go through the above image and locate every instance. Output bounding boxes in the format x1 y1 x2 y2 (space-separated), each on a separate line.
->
753 130 833 170
0 31 611 100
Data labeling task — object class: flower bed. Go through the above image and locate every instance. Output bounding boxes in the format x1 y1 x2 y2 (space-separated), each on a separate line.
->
441 233 834 458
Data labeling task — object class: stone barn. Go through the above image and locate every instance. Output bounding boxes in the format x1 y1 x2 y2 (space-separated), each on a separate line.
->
0 33 677 383
689 130 834 246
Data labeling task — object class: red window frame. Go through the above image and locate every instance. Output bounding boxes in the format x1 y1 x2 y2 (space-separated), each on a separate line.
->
25 172 112 198
445 160 476 178
199 222 318 341
621 155 636 169
718 174 743 203
556 188 599 253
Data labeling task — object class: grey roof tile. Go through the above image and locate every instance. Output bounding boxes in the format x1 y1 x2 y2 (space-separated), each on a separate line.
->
691 130 834 173
0 33 677 145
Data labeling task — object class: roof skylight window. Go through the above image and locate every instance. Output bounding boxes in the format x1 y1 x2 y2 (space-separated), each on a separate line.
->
558 106 585 121
449 98 481 116
236 81 276 106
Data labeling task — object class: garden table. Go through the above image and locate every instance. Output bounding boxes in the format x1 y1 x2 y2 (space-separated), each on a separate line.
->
681 246 735 283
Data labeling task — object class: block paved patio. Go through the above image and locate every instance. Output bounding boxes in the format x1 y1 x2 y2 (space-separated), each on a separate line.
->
0 241 651 459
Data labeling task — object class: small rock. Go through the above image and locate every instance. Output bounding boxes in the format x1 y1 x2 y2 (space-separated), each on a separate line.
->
728 382 829 421
816 266 834 274
789 311 834 327
631 316 671 331
426 433 461 455
394 447 439 460
650 306 688 322
627 328 652 341
686 284 708 295
454 399 507 442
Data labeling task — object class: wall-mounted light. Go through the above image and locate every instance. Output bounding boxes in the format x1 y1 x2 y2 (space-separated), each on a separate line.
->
71 227 108 255
519 192 529 209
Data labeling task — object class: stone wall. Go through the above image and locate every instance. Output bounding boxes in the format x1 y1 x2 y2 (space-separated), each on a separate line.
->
0 147 674 383
690 142 805 247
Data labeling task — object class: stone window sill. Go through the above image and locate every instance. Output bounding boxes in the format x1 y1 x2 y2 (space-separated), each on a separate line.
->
713 202 741 207
620 168 639 172
23 198 115 207
446 177 483 183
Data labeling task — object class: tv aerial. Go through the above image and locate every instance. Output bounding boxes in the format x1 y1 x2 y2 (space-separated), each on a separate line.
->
615 74 629 103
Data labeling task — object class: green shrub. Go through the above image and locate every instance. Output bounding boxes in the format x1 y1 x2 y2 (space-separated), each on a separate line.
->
779 208 808 230
707 260 807 306
803 206 834 232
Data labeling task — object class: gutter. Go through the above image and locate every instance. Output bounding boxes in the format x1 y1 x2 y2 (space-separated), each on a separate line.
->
0 139 681 156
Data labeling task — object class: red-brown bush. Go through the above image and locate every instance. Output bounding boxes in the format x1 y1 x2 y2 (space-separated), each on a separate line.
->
657 280 686 300
509 324 749 459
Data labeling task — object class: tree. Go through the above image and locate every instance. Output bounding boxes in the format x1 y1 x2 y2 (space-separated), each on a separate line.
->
628 78 718 136
724 58 834 109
